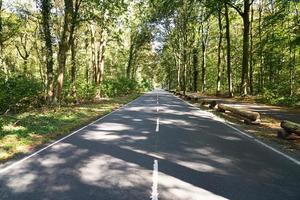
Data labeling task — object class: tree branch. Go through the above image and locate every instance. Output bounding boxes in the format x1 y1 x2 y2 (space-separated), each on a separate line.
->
226 1 244 17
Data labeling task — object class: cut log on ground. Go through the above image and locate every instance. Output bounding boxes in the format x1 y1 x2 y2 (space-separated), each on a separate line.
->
277 129 291 139
280 120 300 136
217 104 261 123
201 100 217 109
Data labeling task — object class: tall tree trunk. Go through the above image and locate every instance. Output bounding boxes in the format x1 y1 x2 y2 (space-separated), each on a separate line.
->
258 0 264 92
95 30 106 99
225 3 233 97
90 24 97 83
0 0 4 76
70 37 77 101
192 47 198 92
182 47 187 95
126 43 134 79
216 10 223 96
249 4 254 95
84 28 89 84
40 0 54 103
177 53 181 91
56 0 73 103
240 0 250 96
201 19 209 94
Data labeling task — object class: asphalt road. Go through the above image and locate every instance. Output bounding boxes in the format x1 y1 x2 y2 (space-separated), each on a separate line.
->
0 89 300 200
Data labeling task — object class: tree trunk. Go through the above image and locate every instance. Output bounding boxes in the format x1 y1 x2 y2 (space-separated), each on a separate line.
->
95 30 106 99
70 37 77 100
240 0 250 96
217 104 260 122
281 120 300 136
0 0 3 76
258 0 264 93
182 47 187 95
201 18 209 94
224 3 233 97
40 0 54 103
192 47 198 92
216 10 223 96
84 28 89 84
126 43 134 79
249 4 254 95
56 0 73 103
177 53 181 91
90 24 97 83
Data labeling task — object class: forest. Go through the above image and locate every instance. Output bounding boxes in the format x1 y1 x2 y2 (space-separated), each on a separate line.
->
156 0 299 106
0 0 299 113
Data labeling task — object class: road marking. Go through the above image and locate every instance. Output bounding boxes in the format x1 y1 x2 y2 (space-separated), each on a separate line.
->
156 118 160 132
151 159 159 200
169 92 300 166
0 93 145 174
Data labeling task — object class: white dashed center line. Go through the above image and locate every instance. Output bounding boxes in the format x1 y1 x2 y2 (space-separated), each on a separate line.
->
156 118 159 132
151 159 159 200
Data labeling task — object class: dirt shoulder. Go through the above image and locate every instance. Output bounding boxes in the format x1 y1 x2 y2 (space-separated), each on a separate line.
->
179 93 300 158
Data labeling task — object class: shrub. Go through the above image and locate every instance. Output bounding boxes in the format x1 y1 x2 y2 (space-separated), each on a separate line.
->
0 117 3 131
0 75 43 113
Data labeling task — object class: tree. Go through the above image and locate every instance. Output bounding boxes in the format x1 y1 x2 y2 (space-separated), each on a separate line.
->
40 0 54 103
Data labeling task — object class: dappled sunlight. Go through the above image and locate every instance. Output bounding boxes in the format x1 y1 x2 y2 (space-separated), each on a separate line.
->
3 163 38 193
159 172 229 200
77 155 152 188
7 173 37 193
216 135 242 141
38 154 67 167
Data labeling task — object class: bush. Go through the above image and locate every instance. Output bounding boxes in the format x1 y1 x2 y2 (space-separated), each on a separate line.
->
100 77 140 97
0 75 43 113
0 117 3 131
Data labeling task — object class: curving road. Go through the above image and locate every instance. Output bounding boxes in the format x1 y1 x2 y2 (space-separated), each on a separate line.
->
0 89 300 200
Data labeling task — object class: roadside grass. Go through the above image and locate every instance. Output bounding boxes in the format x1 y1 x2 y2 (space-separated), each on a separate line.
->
0 93 141 163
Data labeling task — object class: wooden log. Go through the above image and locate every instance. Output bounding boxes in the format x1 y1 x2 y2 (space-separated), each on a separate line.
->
244 118 261 125
201 100 217 109
281 120 300 136
217 104 260 122
277 129 291 139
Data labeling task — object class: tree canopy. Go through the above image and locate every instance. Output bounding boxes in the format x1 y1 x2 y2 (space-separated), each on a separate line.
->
0 0 299 112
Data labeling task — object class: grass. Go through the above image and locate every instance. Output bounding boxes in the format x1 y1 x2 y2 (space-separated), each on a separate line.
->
0 93 141 163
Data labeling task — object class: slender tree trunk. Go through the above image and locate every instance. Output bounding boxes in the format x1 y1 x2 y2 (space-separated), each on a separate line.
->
216 10 223 96
126 43 134 79
70 37 77 101
240 0 250 96
201 19 209 93
95 30 106 99
258 0 264 92
225 3 233 97
85 28 89 84
176 53 181 91
90 24 97 83
183 48 187 95
0 0 4 76
192 47 198 92
40 0 54 103
249 4 254 95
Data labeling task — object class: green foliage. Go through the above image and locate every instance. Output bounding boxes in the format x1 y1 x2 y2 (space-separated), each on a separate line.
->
0 75 43 113
100 77 147 97
0 117 3 131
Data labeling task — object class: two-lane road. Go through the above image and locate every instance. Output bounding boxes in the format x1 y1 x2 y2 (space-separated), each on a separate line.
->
0 89 300 199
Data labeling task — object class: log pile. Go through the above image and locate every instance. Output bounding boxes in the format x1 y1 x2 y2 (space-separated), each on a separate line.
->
277 120 300 139
217 104 261 124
